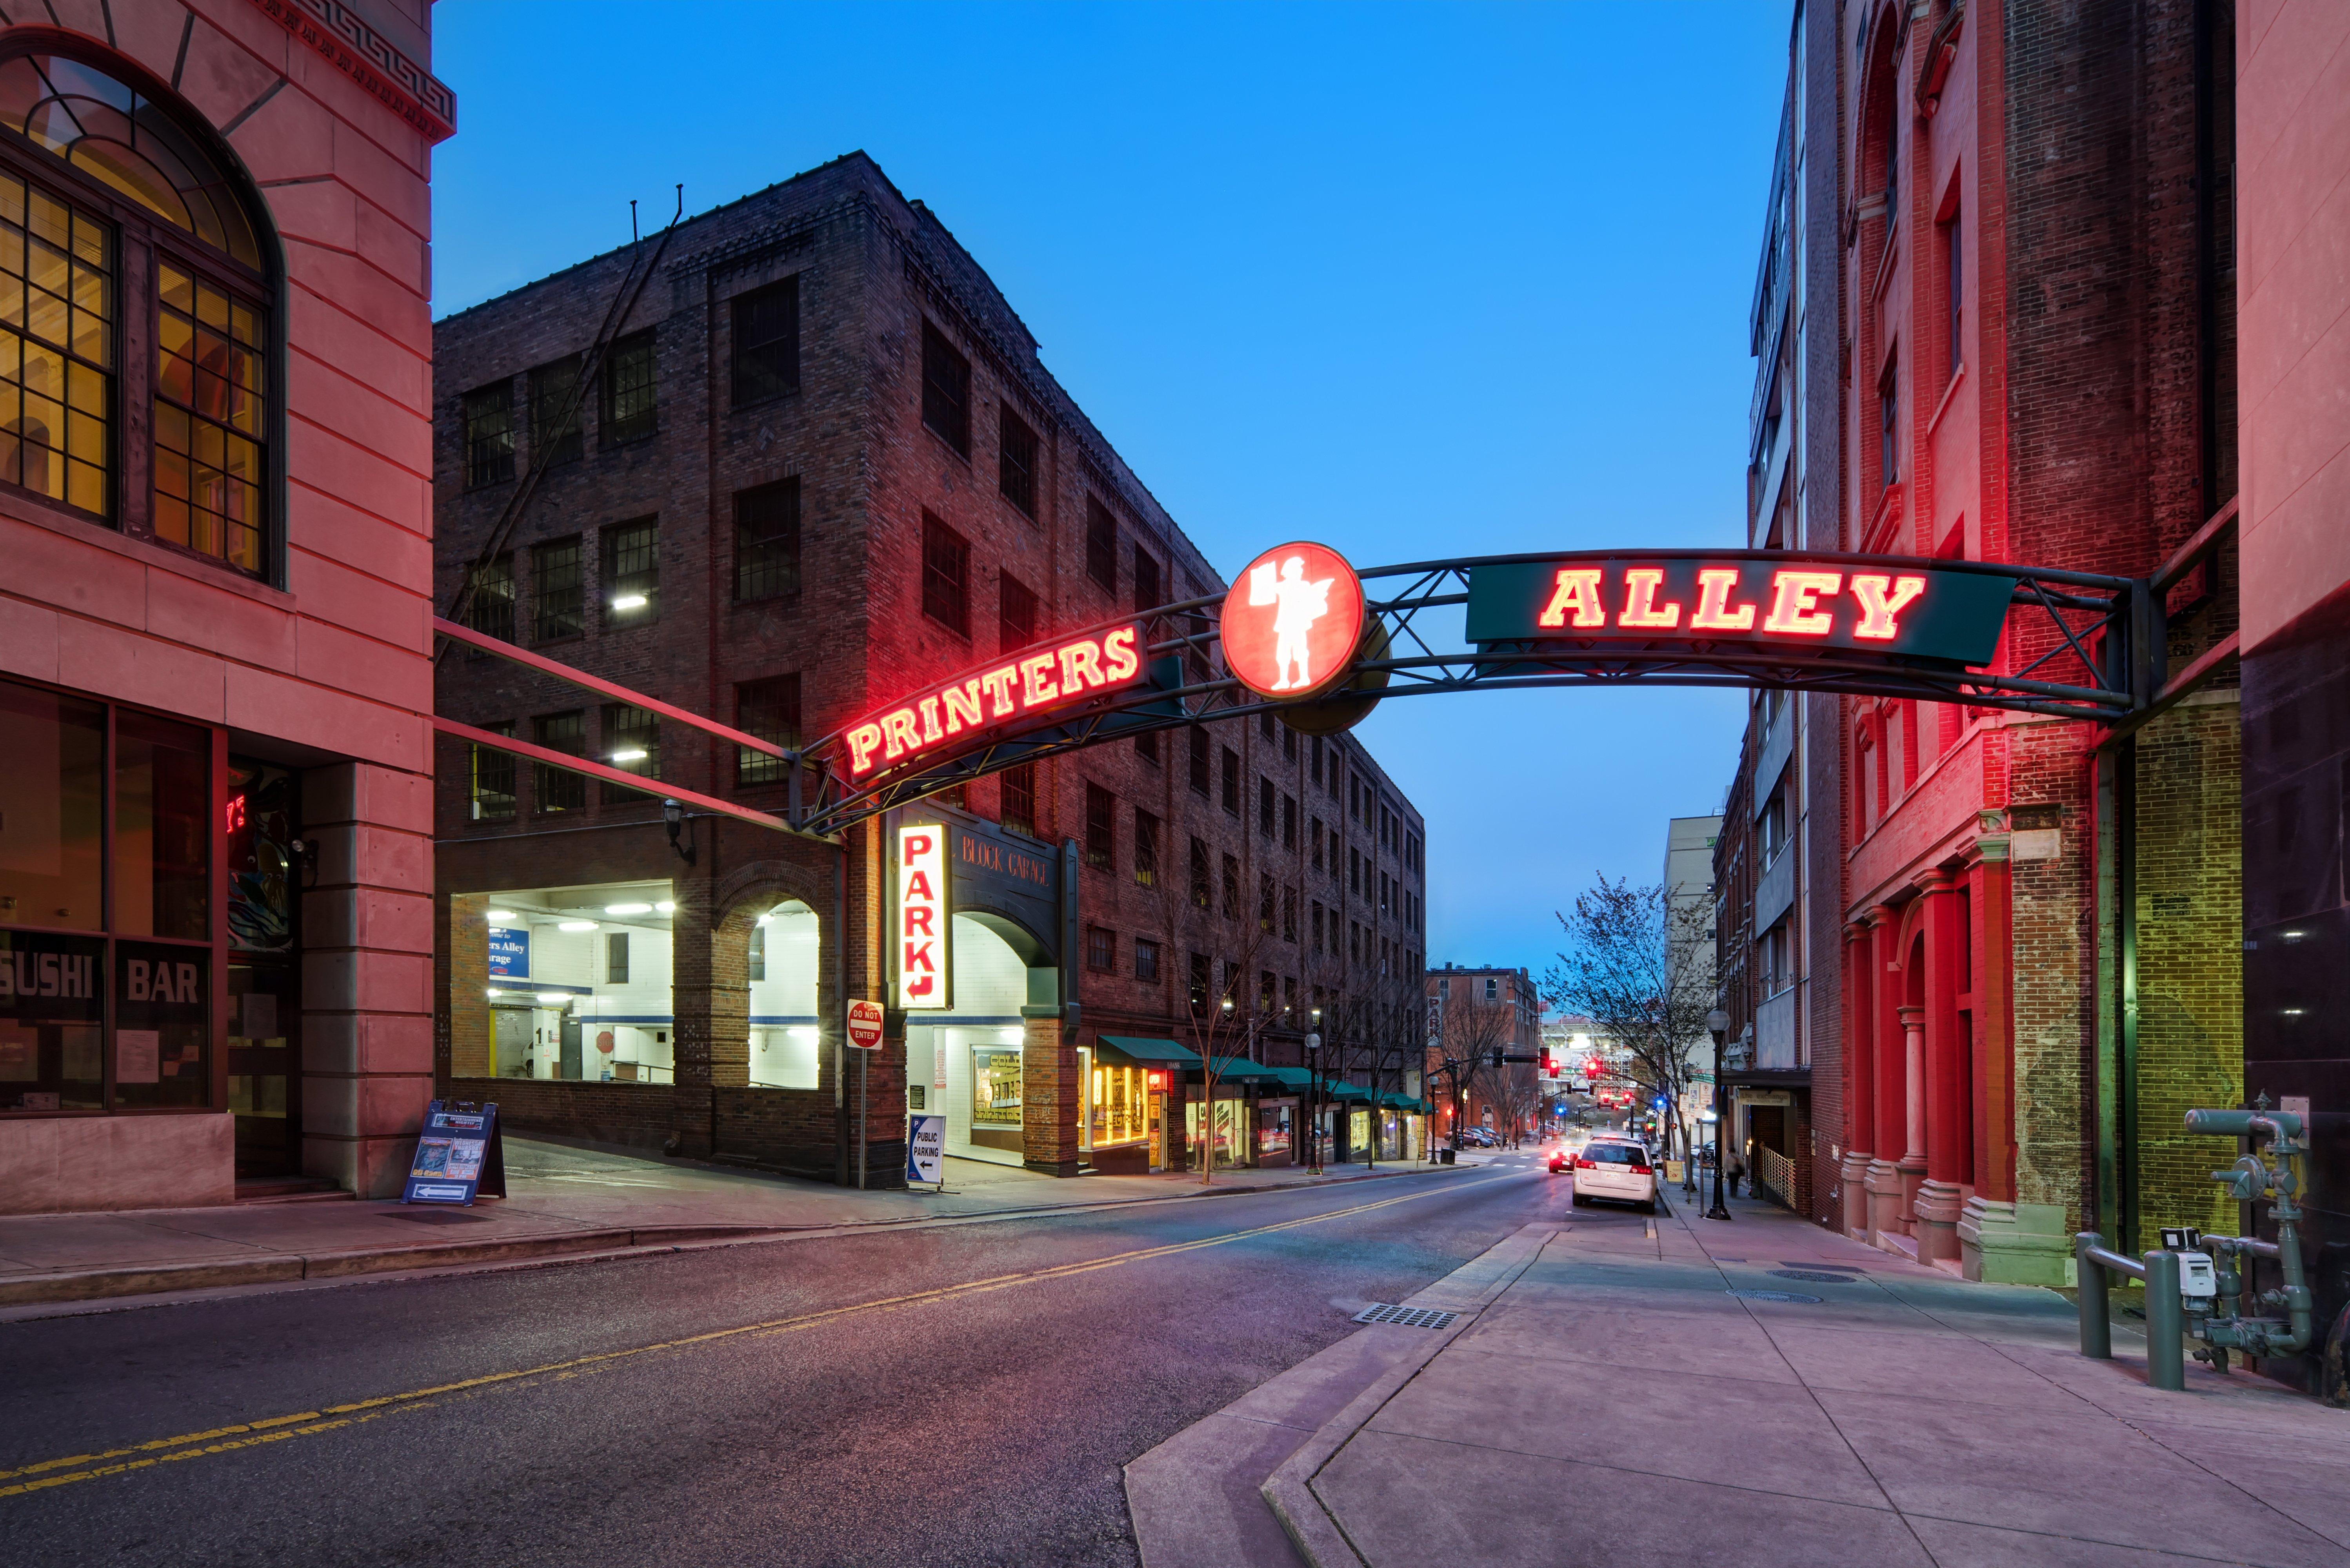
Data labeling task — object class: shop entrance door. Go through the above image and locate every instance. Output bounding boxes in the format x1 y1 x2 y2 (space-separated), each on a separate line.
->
1149 1093 1166 1172
227 760 300 1180
559 1014 583 1080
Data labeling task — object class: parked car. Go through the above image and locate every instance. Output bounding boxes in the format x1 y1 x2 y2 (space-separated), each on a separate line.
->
1569 1138 1658 1213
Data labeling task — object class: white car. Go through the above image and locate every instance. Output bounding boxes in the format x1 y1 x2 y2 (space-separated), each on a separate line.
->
1570 1138 1658 1213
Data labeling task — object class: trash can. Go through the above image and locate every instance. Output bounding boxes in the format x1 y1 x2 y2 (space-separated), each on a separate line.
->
1439 1147 1456 1165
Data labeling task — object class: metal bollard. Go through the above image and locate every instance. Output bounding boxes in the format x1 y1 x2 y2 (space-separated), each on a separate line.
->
2076 1233 2111 1359
2143 1249 2185 1391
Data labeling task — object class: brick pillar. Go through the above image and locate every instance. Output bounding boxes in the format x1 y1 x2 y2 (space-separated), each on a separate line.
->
447 893 490 1079
1840 918 1877 1239
300 763 435 1198
669 880 716 1157
1915 872 1965 1265
1976 833 2018 1202
1021 1009 1078 1174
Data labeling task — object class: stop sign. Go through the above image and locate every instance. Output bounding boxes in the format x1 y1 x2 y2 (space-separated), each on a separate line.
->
846 998 884 1050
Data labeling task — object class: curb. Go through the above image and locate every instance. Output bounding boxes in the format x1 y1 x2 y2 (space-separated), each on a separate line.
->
1260 1224 1556 1568
0 1223 785 1307
0 1161 1495 1310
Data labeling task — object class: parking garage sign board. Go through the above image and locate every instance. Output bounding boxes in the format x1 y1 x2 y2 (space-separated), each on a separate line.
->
1465 558 2015 665
402 1100 505 1205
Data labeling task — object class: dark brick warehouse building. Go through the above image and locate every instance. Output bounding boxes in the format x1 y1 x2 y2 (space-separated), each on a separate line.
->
431 153 1430 1187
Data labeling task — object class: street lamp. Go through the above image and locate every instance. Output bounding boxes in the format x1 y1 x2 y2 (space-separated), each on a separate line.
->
1307 1006 1324 1174
1704 1007 1732 1221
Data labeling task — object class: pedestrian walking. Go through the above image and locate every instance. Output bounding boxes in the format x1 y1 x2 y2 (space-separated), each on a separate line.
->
1727 1151 1745 1198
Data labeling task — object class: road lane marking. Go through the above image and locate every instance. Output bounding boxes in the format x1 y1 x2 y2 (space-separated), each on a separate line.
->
0 1172 1501 1501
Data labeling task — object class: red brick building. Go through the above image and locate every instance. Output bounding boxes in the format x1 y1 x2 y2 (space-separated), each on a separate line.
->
1426 964 1540 1146
0 0 446 1210
2235 0 2350 1397
429 154 1428 1187
1719 0 2245 1281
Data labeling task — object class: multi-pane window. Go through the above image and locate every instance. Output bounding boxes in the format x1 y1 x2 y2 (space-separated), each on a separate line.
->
1085 495 1116 591
1134 937 1160 984
1310 900 1323 952
0 177 108 520
731 276 798 406
1221 747 1240 815
1135 728 1158 765
156 263 264 569
922 511 969 635
1134 546 1161 613
531 710 586 813
1311 818 1324 871
461 380 514 490
1311 736 1323 785
1083 782 1114 870
1879 356 1899 488
0 56 277 578
602 702 659 804
1282 795 1297 849
1134 808 1159 888
1189 951 1210 1016
532 537 583 642
470 720 516 820
1189 726 1210 796
602 517 657 625
1260 777 1275 838
1259 873 1275 933
1945 210 1963 378
1189 836 1210 909
734 479 800 602
999 571 1037 653
1221 853 1240 918
602 328 656 444
1086 924 1115 973
736 674 800 786
1001 762 1037 837
467 553 515 642
607 932 631 985
1282 886 1297 942
921 320 969 455
530 354 583 466
998 407 1036 515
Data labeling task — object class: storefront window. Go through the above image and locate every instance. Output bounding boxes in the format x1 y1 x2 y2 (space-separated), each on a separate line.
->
973 1046 1021 1127
1083 1054 1148 1147
1258 1102 1292 1157
747 899 819 1089
0 675 215 1115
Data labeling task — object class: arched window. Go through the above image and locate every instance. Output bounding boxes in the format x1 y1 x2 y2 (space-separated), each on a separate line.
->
0 48 271 577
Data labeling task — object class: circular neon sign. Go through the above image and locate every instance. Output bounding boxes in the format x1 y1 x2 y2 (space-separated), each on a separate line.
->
1219 542 1365 702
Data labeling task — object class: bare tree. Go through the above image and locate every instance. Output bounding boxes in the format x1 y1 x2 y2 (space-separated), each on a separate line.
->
1543 875 1713 1160
1181 923 1279 1184
1436 987 1516 1147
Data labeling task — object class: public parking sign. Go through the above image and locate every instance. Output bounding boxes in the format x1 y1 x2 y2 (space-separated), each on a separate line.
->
847 998 885 1050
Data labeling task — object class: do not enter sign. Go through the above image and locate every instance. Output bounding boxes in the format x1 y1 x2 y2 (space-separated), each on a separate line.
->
846 998 885 1051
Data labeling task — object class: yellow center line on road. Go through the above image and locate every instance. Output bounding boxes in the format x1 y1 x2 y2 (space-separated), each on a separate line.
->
1 1171 1498 1502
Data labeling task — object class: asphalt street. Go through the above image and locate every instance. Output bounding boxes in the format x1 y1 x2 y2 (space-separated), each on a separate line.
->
0 1154 1570 1567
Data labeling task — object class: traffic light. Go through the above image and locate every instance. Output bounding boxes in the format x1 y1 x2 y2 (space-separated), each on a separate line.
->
1490 1048 1505 1069
1539 1049 1554 1077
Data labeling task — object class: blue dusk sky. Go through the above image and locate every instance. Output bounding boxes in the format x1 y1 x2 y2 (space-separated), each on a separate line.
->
431 1 1789 984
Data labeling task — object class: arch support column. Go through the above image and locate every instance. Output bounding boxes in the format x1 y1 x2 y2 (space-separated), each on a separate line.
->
1840 917 1877 1240
1913 871 1965 1265
1863 907 1908 1244
1021 1006 1078 1175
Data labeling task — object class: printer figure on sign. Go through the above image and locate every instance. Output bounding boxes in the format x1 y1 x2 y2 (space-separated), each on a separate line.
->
1249 555 1335 692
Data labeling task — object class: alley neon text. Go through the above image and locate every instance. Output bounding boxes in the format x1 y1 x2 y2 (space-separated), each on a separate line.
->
846 623 1145 778
1532 566 1927 641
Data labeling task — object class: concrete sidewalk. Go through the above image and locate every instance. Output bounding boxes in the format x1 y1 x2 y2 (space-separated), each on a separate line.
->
1130 1189 2350 1568
0 1137 1483 1310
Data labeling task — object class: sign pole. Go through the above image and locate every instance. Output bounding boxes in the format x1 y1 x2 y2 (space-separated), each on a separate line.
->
858 1046 868 1189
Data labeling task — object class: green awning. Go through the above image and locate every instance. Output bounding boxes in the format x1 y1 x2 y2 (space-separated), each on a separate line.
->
1207 1055 1285 1085
1095 1036 1197 1065
1259 1065 1317 1090
1383 1093 1432 1112
1324 1081 1373 1101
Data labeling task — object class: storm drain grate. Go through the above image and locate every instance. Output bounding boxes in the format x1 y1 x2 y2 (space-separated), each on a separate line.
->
1770 1269 1858 1284
1354 1303 1458 1330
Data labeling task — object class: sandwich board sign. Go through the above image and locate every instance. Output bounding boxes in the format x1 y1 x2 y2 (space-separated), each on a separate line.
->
403 1100 507 1205
906 1112 945 1186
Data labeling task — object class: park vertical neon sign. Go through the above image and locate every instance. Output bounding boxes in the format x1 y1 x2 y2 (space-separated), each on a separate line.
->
896 822 949 1011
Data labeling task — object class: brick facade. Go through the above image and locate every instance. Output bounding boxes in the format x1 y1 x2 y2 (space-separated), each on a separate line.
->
430 154 1427 1186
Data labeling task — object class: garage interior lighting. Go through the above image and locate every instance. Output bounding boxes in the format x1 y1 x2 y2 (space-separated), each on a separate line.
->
609 749 648 763
487 910 519 924
537 992 571 1005
656 901 676 914
611 594 648 610
605 902 653 915
558 920 599 932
